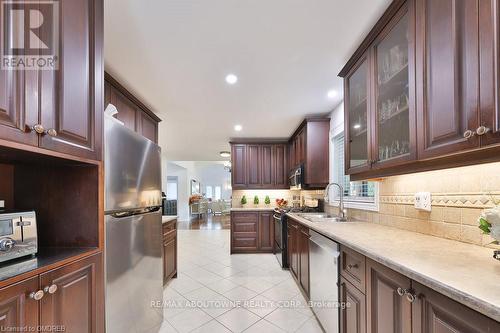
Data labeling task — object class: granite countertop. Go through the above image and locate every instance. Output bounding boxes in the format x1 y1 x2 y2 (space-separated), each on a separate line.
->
162 215 178 224
287 213 500 322
230 207 276 211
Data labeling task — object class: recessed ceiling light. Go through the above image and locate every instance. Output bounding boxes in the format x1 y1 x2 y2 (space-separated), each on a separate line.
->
234 124 242 132
225 74 238 85
220 151 231 158
353 124 361 129
327 90 338 99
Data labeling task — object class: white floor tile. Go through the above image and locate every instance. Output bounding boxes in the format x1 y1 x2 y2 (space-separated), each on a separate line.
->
264 308 310 332
206 278 240 294
157 320 178 333
294 317 324 333
167 308 212 333
190 320 232 333
216 308 261 333
243 319 285 333
244 295 278 318
222 286 258 302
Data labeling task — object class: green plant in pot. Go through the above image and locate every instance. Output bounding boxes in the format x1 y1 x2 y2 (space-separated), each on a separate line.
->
253 195 259 207
240 195 247 208
265 195 271 207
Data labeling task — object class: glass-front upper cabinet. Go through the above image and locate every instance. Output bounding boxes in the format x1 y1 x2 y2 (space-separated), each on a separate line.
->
374 8 414 165
345 57 370 172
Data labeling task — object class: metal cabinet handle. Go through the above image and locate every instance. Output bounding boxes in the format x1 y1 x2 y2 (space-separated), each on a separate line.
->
397 287 407 296
29 290 44 301
44 284 58 294
31 124 46 135
46 128 58 137
347 263 359 269
406 292 417 303
463 130 475 139
476 126 490 136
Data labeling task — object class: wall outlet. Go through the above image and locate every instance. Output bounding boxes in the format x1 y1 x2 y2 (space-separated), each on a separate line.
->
414 192 431 212
0 200 4 208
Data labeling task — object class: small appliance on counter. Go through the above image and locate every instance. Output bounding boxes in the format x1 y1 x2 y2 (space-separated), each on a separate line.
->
0 210 37 263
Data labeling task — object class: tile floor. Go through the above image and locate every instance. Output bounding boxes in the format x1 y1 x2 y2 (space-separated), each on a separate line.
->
159 230 323 333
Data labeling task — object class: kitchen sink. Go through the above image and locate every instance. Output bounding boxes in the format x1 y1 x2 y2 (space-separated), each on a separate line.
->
294 212 350 223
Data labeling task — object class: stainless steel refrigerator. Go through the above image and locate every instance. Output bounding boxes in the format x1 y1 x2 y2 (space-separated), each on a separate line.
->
104 114 163 333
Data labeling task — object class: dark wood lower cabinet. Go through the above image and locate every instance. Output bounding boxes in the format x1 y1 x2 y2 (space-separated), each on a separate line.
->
40 253 103 333
412 282 500 333
298 226 310 297
163 219 178 285
0 253 103 333
231 211 274 253
287 218 310 298
288 221 299 280
339 247 500 333
366 259 412 333
0 277 39 331
340 277 366 333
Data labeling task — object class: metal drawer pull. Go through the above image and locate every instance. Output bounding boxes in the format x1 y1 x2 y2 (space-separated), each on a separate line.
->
47 128 58 137
476 126 490 136
44 284 58 294
347 263 358 269
397 287 407 296
463 130 475 139
31 124 46 134
29 290 44 301
406 292 417 303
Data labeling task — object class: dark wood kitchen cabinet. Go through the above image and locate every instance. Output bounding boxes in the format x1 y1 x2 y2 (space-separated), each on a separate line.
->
230 142 288 189
288 118 330 189
0 253 103 333
366 259 412 333
258 211 274 251
163 219 177 285
339 245 500 333
0 0 104 161
40 253 103 333
231 210 274 253
340 277 366 333
411 281 500 333
231 144 247 189
104 72 161 143
287 217 310 298
340 0 500 180
0 277 39 331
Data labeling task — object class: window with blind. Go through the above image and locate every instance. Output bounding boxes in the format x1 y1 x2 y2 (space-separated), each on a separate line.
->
331 133 378 210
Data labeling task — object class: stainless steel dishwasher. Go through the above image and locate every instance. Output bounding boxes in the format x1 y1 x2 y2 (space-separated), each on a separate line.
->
309 230 340 333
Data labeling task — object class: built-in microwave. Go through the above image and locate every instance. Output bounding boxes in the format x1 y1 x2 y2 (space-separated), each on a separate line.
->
289 165 303 190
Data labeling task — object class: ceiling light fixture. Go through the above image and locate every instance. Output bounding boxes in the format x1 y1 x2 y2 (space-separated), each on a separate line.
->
327 90 338 99
234 124 242 132
225 74 238 85
353 124 361 129
220 151 231 158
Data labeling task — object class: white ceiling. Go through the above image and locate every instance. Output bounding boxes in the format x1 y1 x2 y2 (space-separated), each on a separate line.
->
104 0 391 161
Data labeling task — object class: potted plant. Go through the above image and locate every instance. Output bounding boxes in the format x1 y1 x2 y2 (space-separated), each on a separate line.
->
265 195 271 207
240 195 247 208
253 195 259 207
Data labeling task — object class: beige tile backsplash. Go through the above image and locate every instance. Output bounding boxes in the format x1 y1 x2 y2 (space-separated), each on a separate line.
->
327 161 500 249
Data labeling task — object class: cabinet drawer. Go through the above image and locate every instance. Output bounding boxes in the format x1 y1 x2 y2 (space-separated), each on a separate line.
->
232 212 259 223
233 221 257 233
163 220 177 234
340 246 366 293
232 236 258 249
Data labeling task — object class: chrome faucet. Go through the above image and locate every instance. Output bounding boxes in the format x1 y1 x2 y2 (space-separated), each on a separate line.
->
324 182 347 221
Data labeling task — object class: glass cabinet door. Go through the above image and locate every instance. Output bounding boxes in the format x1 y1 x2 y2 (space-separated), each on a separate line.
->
375 12 411 163
347 59 369 169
